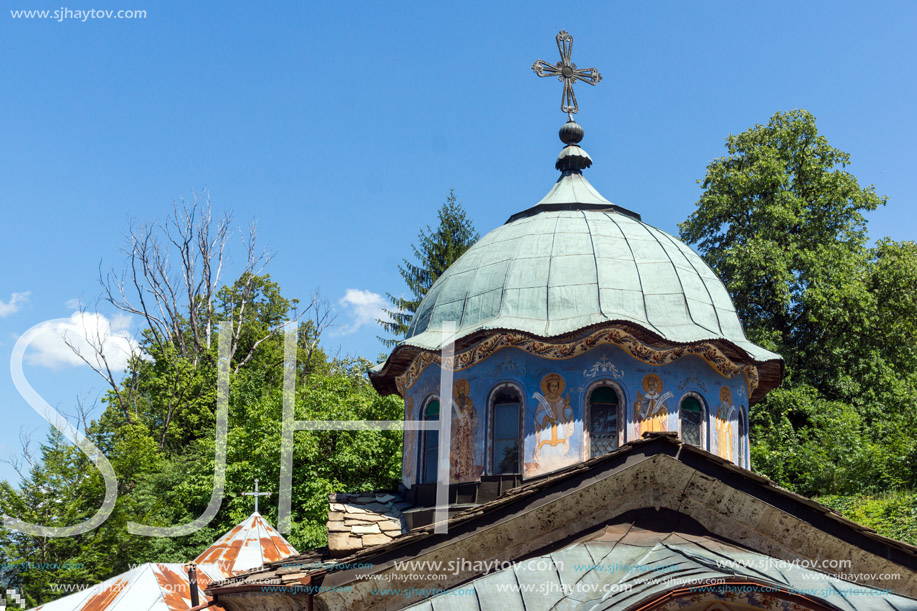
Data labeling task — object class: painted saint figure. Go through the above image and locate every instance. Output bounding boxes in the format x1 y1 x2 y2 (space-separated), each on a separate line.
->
634 373 673 436
451 379 476 481
716 386 736 463
532 373 574 465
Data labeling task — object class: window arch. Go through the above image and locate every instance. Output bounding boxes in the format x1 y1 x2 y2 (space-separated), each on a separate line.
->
419 397 440 484
586 382 623 458
679 394 705 450
489 384 522 475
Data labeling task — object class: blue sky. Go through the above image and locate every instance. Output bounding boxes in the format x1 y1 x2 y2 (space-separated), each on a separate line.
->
1 0 915 485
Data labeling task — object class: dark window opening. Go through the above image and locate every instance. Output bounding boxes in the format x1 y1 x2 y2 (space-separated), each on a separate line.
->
589 385 619 458
420 399 439 484
492 387 521 474
680 396 703 448
738 408 748 468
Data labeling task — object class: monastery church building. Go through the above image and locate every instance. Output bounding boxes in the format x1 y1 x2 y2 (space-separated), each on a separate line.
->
171 31 917 611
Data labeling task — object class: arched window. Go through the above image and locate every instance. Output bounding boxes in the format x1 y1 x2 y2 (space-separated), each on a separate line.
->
738 407 748 469
679 395 704 449
419 399 439 484
588 385 620 458
490 386 522 474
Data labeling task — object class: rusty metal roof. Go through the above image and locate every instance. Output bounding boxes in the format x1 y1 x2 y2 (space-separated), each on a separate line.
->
30 562 230 611
29 513 298 611
193 512 298 573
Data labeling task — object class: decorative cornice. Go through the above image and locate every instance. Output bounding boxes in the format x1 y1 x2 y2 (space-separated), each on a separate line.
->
394 326 759 396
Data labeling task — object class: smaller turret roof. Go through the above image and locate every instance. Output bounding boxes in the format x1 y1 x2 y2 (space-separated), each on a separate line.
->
193 512 298 573
29 513 298 611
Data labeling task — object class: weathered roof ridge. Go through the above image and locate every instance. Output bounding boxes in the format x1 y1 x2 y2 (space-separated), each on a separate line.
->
207 435 917 608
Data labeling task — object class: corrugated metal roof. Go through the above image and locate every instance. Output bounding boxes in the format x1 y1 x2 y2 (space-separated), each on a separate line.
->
404 527 917 611
402 204 779 365
193 512 298 572
29 513 297 611
30 563 230 611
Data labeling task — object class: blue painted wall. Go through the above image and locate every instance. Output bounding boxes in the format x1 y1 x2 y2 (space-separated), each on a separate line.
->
402 343 751 487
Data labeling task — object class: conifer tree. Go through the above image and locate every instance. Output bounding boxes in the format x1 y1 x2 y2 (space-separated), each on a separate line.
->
379 189 479 347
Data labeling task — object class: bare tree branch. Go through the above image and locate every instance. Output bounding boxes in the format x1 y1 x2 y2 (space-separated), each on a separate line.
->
71 191 317 451
62 301 136 425
1 428 37 480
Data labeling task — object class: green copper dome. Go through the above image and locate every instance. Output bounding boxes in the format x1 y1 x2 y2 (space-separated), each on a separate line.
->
404 205 778 364
369 121 783 400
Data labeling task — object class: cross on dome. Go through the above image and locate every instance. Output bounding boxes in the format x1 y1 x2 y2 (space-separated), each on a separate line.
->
531 30 603 116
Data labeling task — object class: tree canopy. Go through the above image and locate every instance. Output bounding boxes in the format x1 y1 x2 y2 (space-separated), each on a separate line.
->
680 109 917 499
679 109 886 363
0 206 403 609
379 188 479 347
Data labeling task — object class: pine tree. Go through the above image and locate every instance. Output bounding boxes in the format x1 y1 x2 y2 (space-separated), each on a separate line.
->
379 189 479 347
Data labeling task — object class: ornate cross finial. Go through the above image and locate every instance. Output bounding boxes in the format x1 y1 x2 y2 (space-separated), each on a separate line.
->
532 30 602 116
242 478 271 514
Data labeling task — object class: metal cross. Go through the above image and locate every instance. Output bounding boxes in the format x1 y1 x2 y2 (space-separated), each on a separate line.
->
242 478 271 514
532 30 603 116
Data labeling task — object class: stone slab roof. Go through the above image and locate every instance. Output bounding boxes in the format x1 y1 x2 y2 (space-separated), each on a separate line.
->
327 492 410 557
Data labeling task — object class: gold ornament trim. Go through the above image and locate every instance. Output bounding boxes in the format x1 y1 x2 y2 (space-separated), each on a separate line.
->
394 327 758 396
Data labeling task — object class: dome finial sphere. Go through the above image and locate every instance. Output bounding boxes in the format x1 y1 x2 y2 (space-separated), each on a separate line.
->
559 119 584 145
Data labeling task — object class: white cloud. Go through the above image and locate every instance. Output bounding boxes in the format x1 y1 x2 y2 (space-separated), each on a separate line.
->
337 289 390 335
64 297 82 310
0 292 30 317
25 311 140 372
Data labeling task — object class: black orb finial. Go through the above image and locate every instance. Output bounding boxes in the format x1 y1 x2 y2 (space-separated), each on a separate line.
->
559 118 584 145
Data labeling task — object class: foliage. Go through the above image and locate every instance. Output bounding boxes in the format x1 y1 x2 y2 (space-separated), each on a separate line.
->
0 272 402 608
818 493 917 547
379 188 479 346
679 109 886 362
681 109 917 498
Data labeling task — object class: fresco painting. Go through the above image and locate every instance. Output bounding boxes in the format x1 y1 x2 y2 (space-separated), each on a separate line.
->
403 344 751 484
402 396 417 486
634 373 673 438
451 379 478 481
532 373 576 472
715 386 737 462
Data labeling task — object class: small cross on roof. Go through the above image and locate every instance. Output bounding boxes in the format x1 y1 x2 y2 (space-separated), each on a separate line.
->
242 478 272 514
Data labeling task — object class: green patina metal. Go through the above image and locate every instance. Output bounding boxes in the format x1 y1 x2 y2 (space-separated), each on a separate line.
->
404 529 914 610
403 172 779 365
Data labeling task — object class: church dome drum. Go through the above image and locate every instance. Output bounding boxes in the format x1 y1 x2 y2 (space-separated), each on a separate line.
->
370 55 782 491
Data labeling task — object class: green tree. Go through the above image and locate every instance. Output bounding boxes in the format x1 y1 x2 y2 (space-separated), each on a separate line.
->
679 109 917 497
0 203 400 607
0 305 403 607
0 422 162 608
679 109 886 367
379 189 479 347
